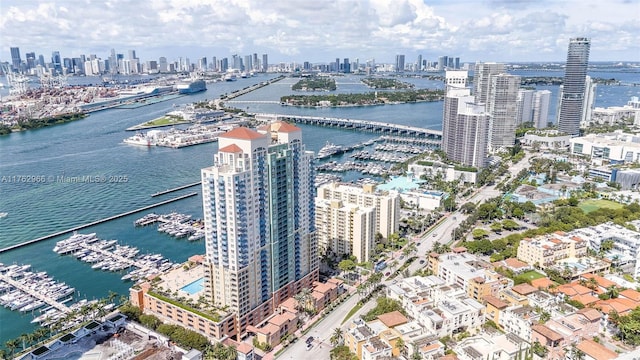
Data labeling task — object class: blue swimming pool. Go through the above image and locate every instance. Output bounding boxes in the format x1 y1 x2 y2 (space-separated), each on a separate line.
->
181 277 204 295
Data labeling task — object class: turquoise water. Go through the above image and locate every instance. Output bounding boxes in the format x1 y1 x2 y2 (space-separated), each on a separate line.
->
181 278 204 295
0 71 638 346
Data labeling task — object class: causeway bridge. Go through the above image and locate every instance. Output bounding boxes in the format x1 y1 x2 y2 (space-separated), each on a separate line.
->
253 113 443 141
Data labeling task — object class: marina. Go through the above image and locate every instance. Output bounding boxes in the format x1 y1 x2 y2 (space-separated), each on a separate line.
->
135 212 205 241
53 233 177 282
123 123 238 148
0 263 73 319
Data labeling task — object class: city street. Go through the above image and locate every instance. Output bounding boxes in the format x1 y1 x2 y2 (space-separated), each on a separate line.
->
277 291 377 359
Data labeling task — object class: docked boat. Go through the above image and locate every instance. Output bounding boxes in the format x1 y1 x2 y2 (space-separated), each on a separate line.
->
317 142 345 159
123 132 155 147
176 79 207 94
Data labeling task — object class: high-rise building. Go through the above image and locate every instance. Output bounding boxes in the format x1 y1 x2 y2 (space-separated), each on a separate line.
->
262 54 268 72
221 57 229 72
51 51 62 74
417 55 422 72
343 58 350 73
438 56 447 71
315 183 400 263
442 71 489 169
244 55 252 72
10 47 21 71
473 62 505 107
532 90 551 129
516 89 535 125
582 76 597 127
158 57 168 73
487 74 520 151
25 52 36 70
557 37 591 136
201 122 318 336
395 54 405 72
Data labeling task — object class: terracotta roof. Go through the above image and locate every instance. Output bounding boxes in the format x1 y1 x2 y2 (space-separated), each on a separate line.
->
219 127 265 140
512 283 538 295
576 339 617 360
484 295 509 309
532 324 563 342
581 274 617 288
268 311 296 327
377 311 408 328
531 277 556 289
570 236 583 242
313 281 337 294
219 144 243 153
554 231 567 236
620 289 640 302
188 254 204 263
596 299 634 315
271 121 300 133
571 294 600 306
559 283 592 296
504 258 530 269
577 308 602 322
421 343 442 352
550 238 562 244
452 246 467 253
222 339 254 355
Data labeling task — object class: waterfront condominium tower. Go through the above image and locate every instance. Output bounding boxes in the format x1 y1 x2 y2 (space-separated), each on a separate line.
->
487 73 521 151
201 122 318 335
557 37 591 136
473 62 505 107
442 71 489 169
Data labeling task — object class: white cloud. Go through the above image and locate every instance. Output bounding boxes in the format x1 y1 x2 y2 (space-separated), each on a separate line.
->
1 0 638 62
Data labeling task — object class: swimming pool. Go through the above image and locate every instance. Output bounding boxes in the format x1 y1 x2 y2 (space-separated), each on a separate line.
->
181 277 204 295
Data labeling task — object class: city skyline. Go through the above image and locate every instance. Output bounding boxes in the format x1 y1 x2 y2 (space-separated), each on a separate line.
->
2 0 639 64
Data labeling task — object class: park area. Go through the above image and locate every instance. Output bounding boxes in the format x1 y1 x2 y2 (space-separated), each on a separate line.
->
579 199 624 213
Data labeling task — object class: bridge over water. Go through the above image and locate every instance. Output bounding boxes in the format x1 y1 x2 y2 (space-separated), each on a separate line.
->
253 113 443 141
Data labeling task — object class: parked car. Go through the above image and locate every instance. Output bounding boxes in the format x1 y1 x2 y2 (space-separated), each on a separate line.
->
306 336 314 344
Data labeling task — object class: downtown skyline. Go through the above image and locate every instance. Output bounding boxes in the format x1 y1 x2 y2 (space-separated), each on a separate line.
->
1 0 639 64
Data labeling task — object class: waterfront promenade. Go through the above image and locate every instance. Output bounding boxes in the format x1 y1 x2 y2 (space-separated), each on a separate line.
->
253 113 443 140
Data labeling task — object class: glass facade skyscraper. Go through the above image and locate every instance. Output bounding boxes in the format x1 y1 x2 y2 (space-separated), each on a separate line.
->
557 37 591 136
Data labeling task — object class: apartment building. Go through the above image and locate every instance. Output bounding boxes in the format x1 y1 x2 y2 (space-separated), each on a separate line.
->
517 232 587 269
315 182 400 262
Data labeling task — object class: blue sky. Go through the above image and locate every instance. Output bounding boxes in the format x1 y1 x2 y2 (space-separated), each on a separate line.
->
2 0 639 64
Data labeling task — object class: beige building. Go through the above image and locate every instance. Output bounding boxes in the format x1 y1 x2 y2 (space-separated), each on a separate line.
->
315 182 400 262
517 231 587 268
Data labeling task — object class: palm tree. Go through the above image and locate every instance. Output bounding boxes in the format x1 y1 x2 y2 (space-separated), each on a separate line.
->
396 337 407 357
4 339 20 358
330 327 344 346
605 285 619 299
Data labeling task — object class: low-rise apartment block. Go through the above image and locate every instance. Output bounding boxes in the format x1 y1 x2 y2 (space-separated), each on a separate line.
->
428 250 513 301
386 275 484 338
517 231 586 268
455 332 530 360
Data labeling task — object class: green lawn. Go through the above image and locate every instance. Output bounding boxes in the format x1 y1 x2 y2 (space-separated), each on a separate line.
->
518 270 545 282
143 116 185 126
579 199 624 214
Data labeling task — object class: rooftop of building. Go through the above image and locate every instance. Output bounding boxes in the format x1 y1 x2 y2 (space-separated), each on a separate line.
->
511 283 539 296
484 295 509 309
531 324 563 342
377 311 408 328
530 277 557 290
220 126 265 140
576 339 619 360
